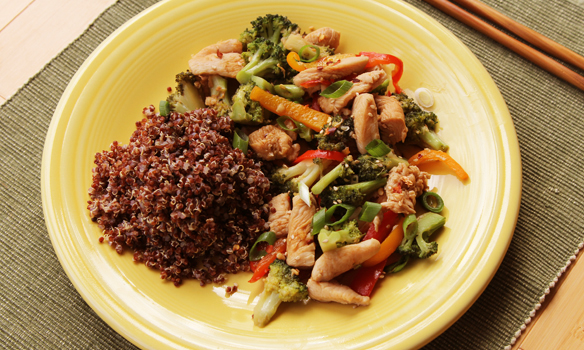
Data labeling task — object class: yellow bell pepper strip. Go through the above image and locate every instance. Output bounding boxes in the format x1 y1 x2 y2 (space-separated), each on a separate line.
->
249 86 330 131
408 149 469 181
286 51 306 72
357 52 403 94
362 217 405 267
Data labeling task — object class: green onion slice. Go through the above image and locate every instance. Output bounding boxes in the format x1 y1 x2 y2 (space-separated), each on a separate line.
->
320 80 353 98
403 214 418 239
299 182 312 207
159 100 170 117
385 255 409 274
325 203 356 227
422 191 444 213
365 139 392 157
233 128 249 154
298 45 321 63
276 116 299 132
358 201 382 222
249 231 277 261
312 208 327 236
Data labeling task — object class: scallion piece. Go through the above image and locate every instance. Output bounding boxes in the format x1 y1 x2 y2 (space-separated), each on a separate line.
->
298 44 321 63
159 100 170 117
233 128 249 154
312 208 326 236
365 139 392 157
320 80 353 98
325 203 356 226
299 182 311 207
422 191 444 213
276 116 299 132
249 231 277 261
358 201 382 222
403 214 418 239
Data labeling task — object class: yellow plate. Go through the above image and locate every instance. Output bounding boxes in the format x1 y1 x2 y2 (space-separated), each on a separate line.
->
41 0 521 348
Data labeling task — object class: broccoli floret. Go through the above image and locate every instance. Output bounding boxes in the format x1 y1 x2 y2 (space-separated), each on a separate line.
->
311 159 355 195
230 81 270 125
318 220 364 252
315 115 354 152
394 93 449 151
349 154 409 182
240 14 300 46
270 159 324 194
208 75 231 117
398 212 445 259
237 38 288 84
319 178 387 208
253 259 308 327
166 72 205 113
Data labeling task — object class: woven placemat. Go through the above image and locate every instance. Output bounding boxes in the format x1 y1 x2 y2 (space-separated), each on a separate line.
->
0 0 582 349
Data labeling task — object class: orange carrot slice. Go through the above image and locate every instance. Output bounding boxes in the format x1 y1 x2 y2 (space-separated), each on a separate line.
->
362 217 405 267
408 149 469 181
249 86 330 131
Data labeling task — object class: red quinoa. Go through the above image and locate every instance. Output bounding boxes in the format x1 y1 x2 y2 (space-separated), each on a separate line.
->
87 106 271 286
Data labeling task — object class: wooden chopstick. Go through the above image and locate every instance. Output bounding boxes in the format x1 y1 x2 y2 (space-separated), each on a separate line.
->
423 0 584 91
450 0 584 71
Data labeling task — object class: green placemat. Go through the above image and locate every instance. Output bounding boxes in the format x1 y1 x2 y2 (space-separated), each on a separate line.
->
1 0 582 349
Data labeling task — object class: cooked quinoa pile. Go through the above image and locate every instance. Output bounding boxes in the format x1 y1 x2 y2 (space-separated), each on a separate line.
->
87 106 272 286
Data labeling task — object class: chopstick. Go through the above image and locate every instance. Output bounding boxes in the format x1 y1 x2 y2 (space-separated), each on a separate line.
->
423 0 584 91
449 0 584 71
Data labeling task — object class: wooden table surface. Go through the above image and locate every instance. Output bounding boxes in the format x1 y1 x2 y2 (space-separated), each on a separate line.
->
2 1 583 349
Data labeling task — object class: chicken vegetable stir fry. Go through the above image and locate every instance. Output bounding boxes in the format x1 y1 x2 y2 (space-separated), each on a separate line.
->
162 14 469 327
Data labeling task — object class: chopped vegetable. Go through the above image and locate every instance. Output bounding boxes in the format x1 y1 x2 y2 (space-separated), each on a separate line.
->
362 217 405 267
349 260 386 297
325 203 356 226
408 149 469 181
312 208 327 236
287 51 306 72
319 80 353 98
159 100 170 117
293 150 345 164
249 238 287 283
358 201 382 222
299 182 311 207
422 191 444 213
357 52 403 93
250 231 277 261
249 86 330 131
414 87 434 108
365 139 392 157
298 44 321 62
232 128 249 153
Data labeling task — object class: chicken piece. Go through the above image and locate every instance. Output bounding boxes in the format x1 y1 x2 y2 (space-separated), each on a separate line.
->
311 239 381 282
304 27 341 50
268 193 292 238
307 279 370 306
382 163 430 214
375 95 408 145
318 69 387 114
248 125 300 162
188 39 245 78
293 56 369 91
286 194 317 268
351 93 380 154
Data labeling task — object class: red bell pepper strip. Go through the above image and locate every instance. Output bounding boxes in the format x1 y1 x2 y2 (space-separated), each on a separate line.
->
293 150 346 164
248 238 286 283
363 210 399 242
350 210 399 296
299 79 334 88
350 260 387 297
357 52 403 94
